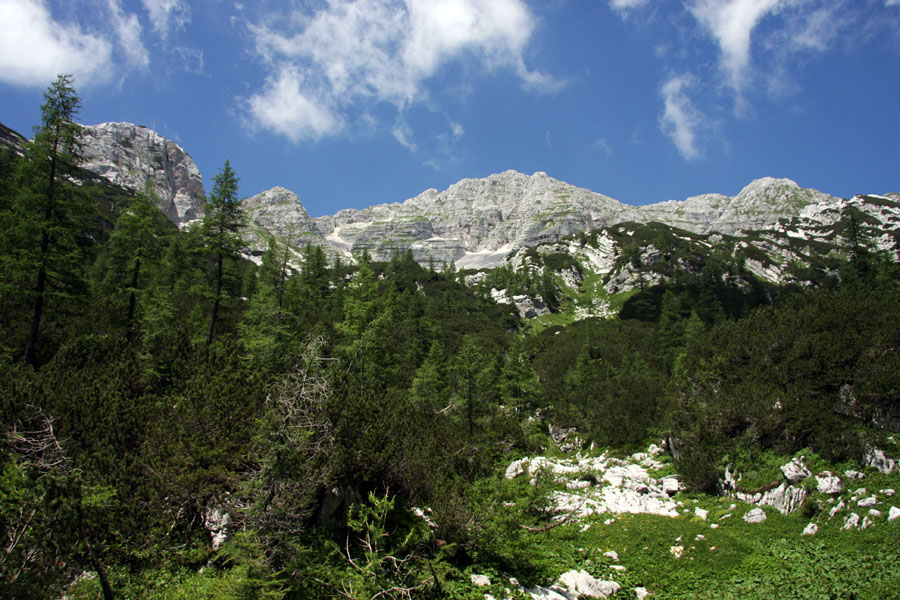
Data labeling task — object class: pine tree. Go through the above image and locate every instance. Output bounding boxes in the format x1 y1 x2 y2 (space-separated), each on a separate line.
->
239 236 293 368
200 160 245 348
11 75 90 364
498 337 540 418
410 339 450 412
100 187 170 341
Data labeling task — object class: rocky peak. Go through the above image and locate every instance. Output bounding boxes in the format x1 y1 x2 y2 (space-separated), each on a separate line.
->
242 186 326 253
79 122 206 224
640 177 834 235
306 169 639 267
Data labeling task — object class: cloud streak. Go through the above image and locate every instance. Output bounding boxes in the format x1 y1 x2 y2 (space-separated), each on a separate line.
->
245 0 554 144
141 0 190 40
687 0 781 95
609 0 649 15
107 0 150 69
660 75 704 160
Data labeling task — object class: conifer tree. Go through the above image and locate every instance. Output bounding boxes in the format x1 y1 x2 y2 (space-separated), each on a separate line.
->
100 187 170 341
410 339 450 412
12 75 89 364
498 337 540 417
200 160 245 348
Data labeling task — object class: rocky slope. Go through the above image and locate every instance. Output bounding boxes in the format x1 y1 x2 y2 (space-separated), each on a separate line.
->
6 120 892 279
79 122 206 224
244 171 837 268
479 191 900 321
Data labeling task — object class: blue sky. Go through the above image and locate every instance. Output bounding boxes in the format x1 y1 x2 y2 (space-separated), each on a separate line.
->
1 0 899 217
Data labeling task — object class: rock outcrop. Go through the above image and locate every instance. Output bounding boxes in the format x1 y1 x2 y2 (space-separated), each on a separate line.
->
18 120 895 286
294 171 835 268
79 122 206 224
65 122 900 282
505 446 680 519
640 177 833 235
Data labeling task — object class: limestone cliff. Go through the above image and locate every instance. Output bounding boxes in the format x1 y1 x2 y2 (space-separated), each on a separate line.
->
79 122 206 224
246 170 836 269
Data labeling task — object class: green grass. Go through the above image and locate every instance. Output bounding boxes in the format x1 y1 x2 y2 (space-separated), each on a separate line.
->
479 483 900 599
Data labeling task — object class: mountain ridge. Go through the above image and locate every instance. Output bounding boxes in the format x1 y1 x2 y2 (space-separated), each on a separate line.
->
0 119 891 270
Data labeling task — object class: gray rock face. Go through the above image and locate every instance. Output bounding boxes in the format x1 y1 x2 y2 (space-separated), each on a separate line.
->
241 186 330 258
67 123 900 283
80 122 206 224
293 171 832 268
641 177 832 235
305 170 632 266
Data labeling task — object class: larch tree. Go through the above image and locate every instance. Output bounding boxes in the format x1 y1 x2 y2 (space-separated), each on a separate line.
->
101 187 170 341
200 160 245 348
18 74 88 365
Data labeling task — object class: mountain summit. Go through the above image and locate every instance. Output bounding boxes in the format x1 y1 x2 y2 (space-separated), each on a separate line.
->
243 171 836 268
0 120 861 269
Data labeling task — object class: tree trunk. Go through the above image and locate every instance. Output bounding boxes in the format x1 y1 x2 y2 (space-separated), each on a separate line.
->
86 539 114 600
24 236 49 365
206 252 224 347
24 131 59 365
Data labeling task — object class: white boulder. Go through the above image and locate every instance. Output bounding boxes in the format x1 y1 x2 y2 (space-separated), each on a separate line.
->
888 506 900 522
781 457 811 484
842 513 860 530
203 507 231 550
743 508 767 523
802 523 818 536
470 574 491 587
816 471 842 495
557 570 621 598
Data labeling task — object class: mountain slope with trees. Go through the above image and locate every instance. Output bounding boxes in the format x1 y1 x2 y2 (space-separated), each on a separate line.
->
1 76 899 600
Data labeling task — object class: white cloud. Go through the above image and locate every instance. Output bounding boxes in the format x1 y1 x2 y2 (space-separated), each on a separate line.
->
610 0 649 15
141 0 189 40
245 0 553 144
0 0 113 87
592 138 613 156
392 119 417 152
887 0 899 6
107 0 149 69
659 75 704 159
687 0 781 93
247 68 342 142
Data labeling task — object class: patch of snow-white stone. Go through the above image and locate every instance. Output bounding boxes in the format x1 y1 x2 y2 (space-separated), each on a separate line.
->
743 508 767 523
506 448 680 520
816 471 843 495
